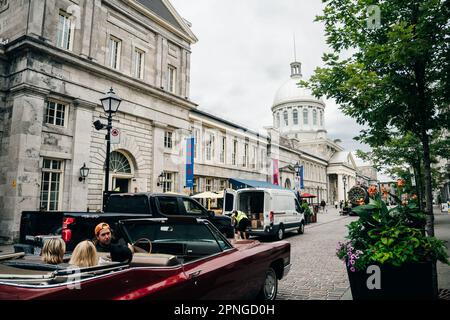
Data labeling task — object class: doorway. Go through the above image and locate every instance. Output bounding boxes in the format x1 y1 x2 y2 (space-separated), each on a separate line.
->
114 178 130 193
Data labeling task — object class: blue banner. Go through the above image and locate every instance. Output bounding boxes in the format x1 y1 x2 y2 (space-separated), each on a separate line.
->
186 138 195 188
298 165 304 190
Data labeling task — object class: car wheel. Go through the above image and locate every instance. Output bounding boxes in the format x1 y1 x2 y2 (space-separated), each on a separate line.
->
298 222 304 234
275 226 284 240
256 267 278 300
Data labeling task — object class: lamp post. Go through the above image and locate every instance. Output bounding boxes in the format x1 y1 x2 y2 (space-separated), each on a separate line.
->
343 175 347 207
97 88 122 208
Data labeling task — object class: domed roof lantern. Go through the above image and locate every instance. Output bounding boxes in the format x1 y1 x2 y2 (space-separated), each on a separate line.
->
290 61 302 78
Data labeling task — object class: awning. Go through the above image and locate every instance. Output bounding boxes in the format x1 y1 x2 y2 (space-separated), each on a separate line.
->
229 178 285 190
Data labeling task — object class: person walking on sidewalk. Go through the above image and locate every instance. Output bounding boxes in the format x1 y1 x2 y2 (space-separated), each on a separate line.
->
334 200 338 209
320 200 326 213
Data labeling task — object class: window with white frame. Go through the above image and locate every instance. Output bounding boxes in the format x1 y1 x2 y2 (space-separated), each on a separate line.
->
167 65 177 93
163 172 174 193
56 11 74 50
276 113 280 127
220 136 226 163
205 132 215 161
108 36 121 70
251 146 257 169
45 101 67 127
320 111 324 126
164 131 173 149
134 48 145 79
293 109 298 125
313 109 318 125
193 128 200 159
193 177 199 193
232 139 238 166
243 143 248 167
40 159 64 211
283 110 288 126
303 109 309 125
205 178 212 191
260 148 265 169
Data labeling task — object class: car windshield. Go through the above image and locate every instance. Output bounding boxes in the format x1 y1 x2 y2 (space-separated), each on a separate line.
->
123 221 215 243
121 221 233 259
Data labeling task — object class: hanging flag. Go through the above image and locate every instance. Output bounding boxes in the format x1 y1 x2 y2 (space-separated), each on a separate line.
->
273 159 279 185
299 165 304 190
185 138 194 188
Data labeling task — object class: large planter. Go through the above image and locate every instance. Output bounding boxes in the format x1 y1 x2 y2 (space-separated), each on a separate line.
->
311 214 317 223
347 262 435 300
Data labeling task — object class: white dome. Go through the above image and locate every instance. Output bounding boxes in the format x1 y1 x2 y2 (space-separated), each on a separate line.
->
272 62 324 108
273 76 321 107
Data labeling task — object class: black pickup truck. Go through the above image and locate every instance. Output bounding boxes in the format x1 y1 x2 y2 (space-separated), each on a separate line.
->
17 193 234 252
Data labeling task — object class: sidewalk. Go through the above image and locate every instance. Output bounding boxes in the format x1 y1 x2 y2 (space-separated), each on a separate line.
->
306 205 353 229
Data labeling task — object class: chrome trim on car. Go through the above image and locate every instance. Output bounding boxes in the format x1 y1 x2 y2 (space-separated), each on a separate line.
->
283 263 291 277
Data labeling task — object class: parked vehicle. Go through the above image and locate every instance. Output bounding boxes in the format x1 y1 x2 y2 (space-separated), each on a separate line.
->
0 217 290 300
17 193 233 253
223 188 305 240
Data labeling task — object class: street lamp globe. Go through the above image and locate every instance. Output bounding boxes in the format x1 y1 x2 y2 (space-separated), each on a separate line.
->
100 87 122 113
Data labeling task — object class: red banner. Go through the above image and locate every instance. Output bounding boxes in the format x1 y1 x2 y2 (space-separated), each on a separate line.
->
273 159 279 185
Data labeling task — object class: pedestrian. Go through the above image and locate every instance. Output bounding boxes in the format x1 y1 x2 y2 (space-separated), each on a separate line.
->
340 200 343 209
320 200 326 212
93 222 134 263
334 200 338 209
232 210 250 240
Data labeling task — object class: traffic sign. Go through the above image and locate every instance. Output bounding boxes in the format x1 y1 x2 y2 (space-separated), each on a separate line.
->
110 127 120 144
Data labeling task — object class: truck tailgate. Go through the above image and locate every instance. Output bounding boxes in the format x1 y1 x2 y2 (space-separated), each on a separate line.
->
19 211 64 244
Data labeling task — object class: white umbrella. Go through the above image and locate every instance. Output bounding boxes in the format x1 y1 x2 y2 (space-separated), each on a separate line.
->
192 191 221 210
192 191 221 199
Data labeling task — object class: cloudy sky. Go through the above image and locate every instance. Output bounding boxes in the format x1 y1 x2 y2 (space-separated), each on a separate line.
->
170 0 370 153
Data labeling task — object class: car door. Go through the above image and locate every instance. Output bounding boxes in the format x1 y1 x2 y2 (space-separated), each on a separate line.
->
222 189 237 216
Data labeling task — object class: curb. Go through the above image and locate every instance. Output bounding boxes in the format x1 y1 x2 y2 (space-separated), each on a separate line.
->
305 215 351 229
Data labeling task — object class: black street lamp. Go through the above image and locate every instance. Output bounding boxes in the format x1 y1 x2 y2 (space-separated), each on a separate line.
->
95 88 122 208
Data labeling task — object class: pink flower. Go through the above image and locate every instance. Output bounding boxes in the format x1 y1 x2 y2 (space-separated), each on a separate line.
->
350 267 356 272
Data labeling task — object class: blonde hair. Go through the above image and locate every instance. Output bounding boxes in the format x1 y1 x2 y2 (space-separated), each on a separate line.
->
41 238 66 265
69 240 98 268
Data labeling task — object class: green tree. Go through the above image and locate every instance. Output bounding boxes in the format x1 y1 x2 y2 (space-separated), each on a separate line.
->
304 0 450 299
303 0 450 238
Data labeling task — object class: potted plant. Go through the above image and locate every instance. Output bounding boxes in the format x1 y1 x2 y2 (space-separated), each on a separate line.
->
302 202 312 224
336 182 449 300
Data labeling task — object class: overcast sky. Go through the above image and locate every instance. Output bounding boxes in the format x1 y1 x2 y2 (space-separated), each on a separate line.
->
170 0 371 154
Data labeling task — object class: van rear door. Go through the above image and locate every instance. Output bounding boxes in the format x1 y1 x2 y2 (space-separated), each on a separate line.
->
222 189 236 216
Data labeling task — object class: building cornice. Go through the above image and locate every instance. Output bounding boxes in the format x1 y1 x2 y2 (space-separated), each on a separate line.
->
4 36 198 111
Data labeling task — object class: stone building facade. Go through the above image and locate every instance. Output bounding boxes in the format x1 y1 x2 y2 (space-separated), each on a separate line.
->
0 0 197 242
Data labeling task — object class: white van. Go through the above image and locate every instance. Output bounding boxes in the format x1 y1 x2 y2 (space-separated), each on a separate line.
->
223 188 305 240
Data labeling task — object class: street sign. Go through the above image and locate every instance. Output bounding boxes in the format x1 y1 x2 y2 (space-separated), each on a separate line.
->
110 127 120 144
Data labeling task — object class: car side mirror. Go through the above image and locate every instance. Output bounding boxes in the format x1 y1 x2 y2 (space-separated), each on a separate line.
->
207 210 215 218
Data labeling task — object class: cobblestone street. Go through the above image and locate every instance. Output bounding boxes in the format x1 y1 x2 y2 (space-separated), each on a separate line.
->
275 209 357 300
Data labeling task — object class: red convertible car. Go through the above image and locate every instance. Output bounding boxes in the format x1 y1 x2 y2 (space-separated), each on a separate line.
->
0 217 291 300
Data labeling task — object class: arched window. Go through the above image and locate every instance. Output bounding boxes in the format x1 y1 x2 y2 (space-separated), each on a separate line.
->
313 109 317 125
276 113 280 127
283 110 288 126
303 109 309 125
110 151 131 173
320 111 324 126
293 109 298 125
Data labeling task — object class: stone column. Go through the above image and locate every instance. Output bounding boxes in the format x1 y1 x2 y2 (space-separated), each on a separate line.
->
337 174 344 203
0 89 47 243
152 122 166 192
27 0 46 38
68 99 95 211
